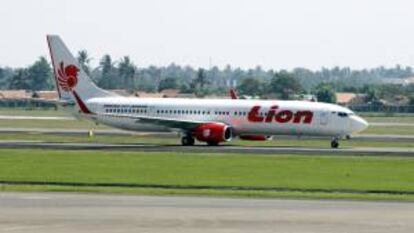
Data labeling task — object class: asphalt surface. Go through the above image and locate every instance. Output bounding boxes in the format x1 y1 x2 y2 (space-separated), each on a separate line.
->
0 115 74 120
0 140 413 156
1 127 414 142
0 192 413 233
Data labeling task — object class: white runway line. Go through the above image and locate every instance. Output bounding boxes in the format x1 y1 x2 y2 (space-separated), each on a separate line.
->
0 115 75 120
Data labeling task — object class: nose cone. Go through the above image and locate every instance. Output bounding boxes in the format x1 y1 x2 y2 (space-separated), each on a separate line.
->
350 116 369 133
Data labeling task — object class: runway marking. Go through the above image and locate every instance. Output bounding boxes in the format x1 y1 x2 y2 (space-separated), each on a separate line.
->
1 180 414 196
0 115 74 120
0 140 413 156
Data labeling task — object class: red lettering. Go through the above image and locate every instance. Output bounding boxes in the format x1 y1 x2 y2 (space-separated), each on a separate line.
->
248 106 264 122
293 111 313 124
265 105 278 122
275 110 293 123
247 105 313 124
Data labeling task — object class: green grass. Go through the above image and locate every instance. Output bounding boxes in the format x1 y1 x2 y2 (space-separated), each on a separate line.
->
362 125 414 135
0 149 413 201
360 112 414 118
0 119 109 129
365 116 414 124
0 108 67 117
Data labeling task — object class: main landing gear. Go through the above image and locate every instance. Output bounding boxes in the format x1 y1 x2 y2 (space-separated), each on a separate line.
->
181 135 195 146
181 135 220 146
331 137 339 149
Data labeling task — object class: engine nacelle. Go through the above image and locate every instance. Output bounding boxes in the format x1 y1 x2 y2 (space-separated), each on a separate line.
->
239 135 273 141
193 123 233 143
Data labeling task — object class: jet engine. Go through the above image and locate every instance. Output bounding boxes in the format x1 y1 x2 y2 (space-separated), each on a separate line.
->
193 123 233 145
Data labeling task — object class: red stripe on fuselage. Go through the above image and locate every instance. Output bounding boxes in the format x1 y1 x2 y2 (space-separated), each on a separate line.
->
72 91 92 114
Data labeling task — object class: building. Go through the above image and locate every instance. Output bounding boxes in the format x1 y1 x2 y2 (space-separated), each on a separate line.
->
336 92 366 106
32 91 58 100
0 90 29 100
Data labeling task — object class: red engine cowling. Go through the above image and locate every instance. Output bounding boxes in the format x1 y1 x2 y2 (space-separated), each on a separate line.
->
239 135 273 141
193 123 233 144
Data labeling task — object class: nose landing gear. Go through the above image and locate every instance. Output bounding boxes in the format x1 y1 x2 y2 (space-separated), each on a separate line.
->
331 137 339 148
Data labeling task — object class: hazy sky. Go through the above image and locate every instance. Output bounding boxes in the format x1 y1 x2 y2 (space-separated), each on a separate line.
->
1 0 414 70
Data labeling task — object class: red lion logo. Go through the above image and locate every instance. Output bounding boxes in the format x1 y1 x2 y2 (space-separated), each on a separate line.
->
57 62 79 91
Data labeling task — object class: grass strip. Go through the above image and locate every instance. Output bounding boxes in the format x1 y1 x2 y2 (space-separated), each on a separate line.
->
0 149 413 202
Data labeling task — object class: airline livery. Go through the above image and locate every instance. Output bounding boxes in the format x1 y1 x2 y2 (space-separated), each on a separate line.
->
47 35 368 148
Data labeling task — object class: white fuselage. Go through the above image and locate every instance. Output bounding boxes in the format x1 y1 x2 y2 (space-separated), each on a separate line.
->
82 97 368 138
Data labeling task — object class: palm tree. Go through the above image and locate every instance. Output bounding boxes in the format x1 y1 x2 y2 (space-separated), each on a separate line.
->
77 50 91 75
118 56 136 92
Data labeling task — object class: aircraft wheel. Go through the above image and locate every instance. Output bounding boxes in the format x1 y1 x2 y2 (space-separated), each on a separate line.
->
207 141 219 146
181 136 195 146
331 138 339 149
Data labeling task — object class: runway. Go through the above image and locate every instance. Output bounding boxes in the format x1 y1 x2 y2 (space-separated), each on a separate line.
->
0 127 413 142
0 115 74 120
0 140 413 156
0 192 413 233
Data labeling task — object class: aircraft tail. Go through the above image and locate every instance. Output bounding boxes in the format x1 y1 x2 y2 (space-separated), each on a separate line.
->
47 35 115 106
229 89 238 99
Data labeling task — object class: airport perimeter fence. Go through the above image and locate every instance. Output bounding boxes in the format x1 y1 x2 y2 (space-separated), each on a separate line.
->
350 104 414 113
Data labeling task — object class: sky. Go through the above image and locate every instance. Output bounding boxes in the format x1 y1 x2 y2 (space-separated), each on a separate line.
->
1 0 414 70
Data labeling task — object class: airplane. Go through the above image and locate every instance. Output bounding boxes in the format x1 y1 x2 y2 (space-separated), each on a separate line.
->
47 35 369 148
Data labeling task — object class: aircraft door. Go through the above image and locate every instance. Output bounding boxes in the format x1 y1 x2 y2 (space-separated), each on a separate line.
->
320 110 329 126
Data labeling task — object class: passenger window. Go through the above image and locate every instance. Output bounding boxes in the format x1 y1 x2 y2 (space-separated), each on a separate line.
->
338 112 348 117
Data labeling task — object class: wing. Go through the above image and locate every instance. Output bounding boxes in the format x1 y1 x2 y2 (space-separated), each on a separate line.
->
102 113 213 131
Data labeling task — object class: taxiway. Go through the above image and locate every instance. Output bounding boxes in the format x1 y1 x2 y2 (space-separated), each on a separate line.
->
0 192 413 233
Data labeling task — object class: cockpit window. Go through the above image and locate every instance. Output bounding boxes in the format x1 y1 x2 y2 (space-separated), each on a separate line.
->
338 112 348 117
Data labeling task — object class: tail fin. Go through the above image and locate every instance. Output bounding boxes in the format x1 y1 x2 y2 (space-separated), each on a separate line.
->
47 35 115 103
229 89 238 99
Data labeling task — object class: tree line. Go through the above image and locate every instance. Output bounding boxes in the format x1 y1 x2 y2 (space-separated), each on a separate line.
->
0 51 413 104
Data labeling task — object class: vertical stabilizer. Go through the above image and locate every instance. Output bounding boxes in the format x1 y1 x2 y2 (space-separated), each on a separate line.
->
47 35 115 103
